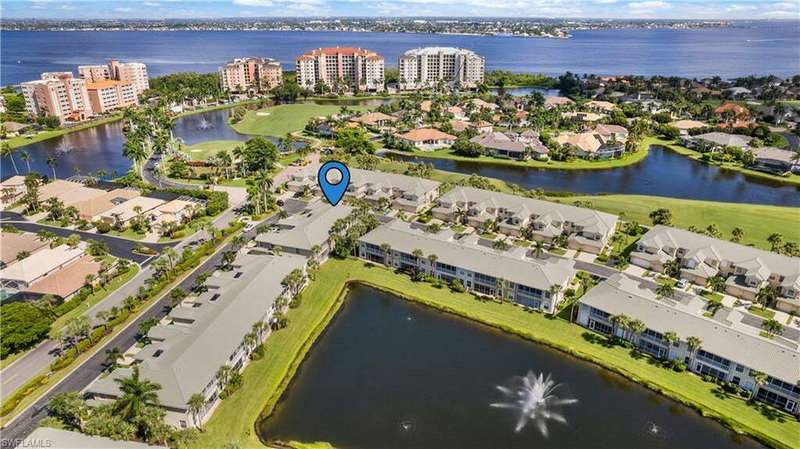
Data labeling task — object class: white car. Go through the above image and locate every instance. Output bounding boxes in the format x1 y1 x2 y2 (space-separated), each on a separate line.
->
243 222 257 232
676 279 688 289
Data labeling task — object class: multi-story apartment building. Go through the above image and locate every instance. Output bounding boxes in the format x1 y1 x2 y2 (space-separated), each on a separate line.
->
87 252 306 428
296 47 384 92
79 59 150 96
21 72 94 123
218 57 283 93
346 168 441 213
358 219 576 313
398 47 485 91
86 80 139 114
630 225 800 313
577 273 800 416
431 187 618 254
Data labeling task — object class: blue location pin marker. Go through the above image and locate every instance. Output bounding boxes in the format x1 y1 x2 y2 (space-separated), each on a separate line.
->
318 160 350 206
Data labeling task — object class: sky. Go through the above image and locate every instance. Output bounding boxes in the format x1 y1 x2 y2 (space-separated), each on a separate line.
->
1 0 799 20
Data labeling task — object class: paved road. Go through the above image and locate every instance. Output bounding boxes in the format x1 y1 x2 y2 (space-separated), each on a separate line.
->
142 153 198 190
0 219 170 265
0 214 281 446
0 191 246 399
0 342 59 398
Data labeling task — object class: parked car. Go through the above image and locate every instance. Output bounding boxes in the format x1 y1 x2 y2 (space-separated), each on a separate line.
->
676 279 688 289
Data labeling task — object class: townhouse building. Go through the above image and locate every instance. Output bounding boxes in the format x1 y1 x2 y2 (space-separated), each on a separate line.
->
218 57 283 93
577 273 800 416
431 187 618 254
21 72 94 123
296 47 384 92
398 47 485 91
256 200 354 261
358 220 577 313
347 168 441 213
631 225 800 313
87 252 306 428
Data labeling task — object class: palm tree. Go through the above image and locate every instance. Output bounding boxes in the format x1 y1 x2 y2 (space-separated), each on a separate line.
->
187 393 206 428
216 365 233 389
767 233 783 253
113 366 161 420
20 150 32 173
1 142 19 175
656 282 675 299
761 319 784 338
105 347 123 368
427 254 438 274
686 336 702 370
756 285 776 310
662 331 678 359
46 155 58 180
731 227 744 243
628 319 646 346
532 240 546 259
610 314 629 339
380 243 392 265
749 370 768 402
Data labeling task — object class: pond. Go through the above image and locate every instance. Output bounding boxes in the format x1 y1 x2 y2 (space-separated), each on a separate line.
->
389 147 800 207
258 285 764 449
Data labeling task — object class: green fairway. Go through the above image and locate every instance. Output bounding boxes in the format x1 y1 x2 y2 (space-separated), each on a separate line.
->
232 103 370 137
182 140 243 161
563 194 800 250
201 258 799 449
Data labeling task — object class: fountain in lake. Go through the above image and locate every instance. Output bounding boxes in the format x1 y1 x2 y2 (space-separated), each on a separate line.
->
197 117 214 130
56 141 72 154
490 371 577 437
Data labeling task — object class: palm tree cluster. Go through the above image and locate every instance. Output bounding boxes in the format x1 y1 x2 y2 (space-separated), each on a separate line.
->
122 105 174 174
327 203 381 258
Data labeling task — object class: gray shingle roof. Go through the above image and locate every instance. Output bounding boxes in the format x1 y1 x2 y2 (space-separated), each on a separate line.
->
360 220 576 290
580 273 800 384
255 200 353 252
23 428 166 449
87 252 306 410
349 168 440 198
438 187 618 237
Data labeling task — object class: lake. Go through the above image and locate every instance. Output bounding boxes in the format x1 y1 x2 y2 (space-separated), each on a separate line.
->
5 106 799 206
258 285 764 449
389 148 800 207
2 21 799 85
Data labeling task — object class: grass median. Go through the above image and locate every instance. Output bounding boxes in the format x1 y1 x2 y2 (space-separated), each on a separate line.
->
201 258 800 449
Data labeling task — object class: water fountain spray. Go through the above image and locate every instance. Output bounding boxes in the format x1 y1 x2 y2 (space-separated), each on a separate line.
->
490 371 578 437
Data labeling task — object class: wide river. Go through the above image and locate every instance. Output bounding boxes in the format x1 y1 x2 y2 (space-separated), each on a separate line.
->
2 21 799 84
258 285 765 449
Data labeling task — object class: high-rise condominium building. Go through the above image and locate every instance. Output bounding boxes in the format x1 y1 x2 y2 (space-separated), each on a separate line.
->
296 47 384 92
86 80 139 114
218 57 283 93
78 59 150 96
398 47 485 91
21 72 94 123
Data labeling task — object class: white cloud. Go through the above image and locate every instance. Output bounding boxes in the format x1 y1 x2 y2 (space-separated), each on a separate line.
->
628 0 672 10
114 7 133 12
144 1 161 6
594 0 619 4
232 0 273 6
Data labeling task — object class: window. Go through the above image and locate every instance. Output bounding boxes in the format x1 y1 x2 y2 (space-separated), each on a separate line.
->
735 364 744 373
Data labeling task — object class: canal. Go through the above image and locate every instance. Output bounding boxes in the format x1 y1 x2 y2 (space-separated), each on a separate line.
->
258 285 764 449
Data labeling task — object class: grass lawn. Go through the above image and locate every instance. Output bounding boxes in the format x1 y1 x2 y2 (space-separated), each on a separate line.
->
4 114 123 149
159 216 213 243
106 228 147 241
393 138 650 171
647 137 800 186
372 158 799 251
182 140 244 161
748 307 776 320
232 103 370 137
201 258 799 449
50 265 140 332
561 194 800 250
700 290 724 302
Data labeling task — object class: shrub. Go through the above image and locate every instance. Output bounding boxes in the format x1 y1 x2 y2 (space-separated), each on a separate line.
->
450 279 466 293
669 360 686 372
94 221 111 233
0 302 55 358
